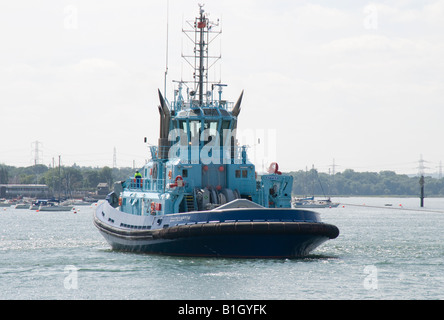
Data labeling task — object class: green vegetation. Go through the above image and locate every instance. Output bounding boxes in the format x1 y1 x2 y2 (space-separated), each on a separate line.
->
1 164 443 197
0 164 135 197
289 168 444 197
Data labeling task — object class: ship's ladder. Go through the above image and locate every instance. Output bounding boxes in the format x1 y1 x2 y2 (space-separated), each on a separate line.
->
185 194 195 212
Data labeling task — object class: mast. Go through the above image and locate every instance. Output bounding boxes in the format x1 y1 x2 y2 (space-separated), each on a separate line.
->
197 4 205 106
164 0 169 99
181 4 221 107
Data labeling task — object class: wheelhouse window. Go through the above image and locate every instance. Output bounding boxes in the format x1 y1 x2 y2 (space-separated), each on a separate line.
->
235 169 248 178
203 120 219 143
179 120 189 145
221 119 233 147
189 120 201 145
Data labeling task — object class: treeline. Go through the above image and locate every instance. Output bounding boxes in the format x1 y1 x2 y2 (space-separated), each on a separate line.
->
0 164 135 194
290 169 444 197
2 164 444 197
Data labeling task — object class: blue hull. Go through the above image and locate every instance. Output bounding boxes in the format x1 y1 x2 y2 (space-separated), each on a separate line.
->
97 232 331 258
94 202 339 258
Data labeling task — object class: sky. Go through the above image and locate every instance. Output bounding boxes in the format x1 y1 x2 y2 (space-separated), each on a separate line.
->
1 0 443 175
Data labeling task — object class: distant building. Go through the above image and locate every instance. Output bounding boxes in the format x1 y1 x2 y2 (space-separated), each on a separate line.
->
0 184 50 199
97 183 110 196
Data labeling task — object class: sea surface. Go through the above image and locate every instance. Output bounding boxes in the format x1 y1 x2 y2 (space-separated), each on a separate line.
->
1 197 443 300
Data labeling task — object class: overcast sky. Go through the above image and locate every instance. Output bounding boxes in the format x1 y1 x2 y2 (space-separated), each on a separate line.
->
1 0 443 175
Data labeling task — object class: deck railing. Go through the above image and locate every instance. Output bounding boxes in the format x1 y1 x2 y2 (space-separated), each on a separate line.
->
125 178 166 192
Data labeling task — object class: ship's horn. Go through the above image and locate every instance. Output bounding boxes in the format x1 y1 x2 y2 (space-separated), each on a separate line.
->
231 90 244 117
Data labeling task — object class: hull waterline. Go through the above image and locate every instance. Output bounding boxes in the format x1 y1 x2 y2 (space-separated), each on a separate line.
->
94 202 339 258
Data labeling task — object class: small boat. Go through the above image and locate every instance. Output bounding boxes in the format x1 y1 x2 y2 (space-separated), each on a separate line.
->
94 5 339 258
33 200 73 211
30 199 49 210
0 200 11 207
61 199 94 206
38 203 73 212
14 203 30 209
293 197 340 208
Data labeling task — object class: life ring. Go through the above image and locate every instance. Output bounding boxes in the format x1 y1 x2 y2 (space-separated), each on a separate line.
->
151 202 156 211
268 162 282 175
169 175 184 188
118 197 122 207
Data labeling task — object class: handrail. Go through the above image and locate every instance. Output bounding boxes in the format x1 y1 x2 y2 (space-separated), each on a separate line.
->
125 178 166 192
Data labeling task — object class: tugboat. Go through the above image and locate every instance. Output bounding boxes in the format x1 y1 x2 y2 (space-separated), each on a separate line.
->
94 5 339 258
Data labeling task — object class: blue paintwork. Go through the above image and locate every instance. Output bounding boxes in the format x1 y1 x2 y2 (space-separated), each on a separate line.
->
94 6 339 258
94 200 338 258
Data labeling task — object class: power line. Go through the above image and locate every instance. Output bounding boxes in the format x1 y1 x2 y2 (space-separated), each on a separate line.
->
417 154 429 176
329 158 339 175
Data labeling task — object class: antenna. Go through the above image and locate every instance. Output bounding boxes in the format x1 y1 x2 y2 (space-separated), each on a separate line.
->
181 5 222 107
164 0 169 99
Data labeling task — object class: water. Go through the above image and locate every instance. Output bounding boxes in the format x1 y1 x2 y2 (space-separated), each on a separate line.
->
1 197 443 300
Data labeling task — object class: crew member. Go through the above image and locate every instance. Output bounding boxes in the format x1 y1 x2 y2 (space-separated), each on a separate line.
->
134 171 142 188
